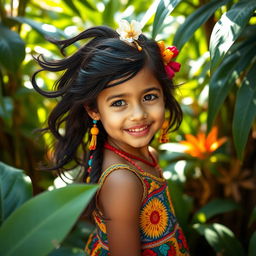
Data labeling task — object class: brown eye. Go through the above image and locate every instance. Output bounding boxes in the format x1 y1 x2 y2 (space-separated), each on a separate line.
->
111 100 126 107
143 94 158 101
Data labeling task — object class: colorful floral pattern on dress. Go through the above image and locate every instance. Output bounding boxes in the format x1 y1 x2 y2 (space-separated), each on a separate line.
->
85 164 190 255
140 197 168 238
94 214 107 233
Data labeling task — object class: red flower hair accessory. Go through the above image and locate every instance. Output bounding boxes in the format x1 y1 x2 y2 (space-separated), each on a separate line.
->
157 41 181 79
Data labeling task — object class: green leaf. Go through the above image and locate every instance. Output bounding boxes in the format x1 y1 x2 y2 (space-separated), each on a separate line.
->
103 0 120 27
58 220 94 250
249 206 256 227
210 0 256 72
249 231 256 256
76 0 97 11
152 0 182 39
0 97 14 128
10 17 68 40
62 0 81 17
167 170 192 228
159 143 188 162
193 199 240 223
173 0 229 50
207 38 256 130
0 184 98 256
0 24 25 72
0 161 32 226
194 223 245 256
48 247 86 256
233 63 256 159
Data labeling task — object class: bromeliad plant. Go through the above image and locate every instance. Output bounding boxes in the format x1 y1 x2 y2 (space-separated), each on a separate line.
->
177 126 255 206
160 126 255 255
179 126 227 160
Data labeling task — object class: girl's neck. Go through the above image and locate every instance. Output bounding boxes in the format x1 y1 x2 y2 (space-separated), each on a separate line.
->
106 138 151 160
104 141 157 170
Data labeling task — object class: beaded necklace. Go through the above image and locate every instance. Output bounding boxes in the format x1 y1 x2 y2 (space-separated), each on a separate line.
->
104 142 160 176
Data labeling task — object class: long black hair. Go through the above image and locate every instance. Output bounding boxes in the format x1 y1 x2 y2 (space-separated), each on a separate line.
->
32 25 182 215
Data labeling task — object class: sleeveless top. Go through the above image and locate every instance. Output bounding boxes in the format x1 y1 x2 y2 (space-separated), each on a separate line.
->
85 164 190 256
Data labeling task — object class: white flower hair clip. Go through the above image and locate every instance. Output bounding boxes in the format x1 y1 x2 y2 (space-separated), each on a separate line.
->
116 19 143 51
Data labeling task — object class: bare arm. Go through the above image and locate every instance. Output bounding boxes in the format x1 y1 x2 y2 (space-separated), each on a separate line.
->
98 169 144 256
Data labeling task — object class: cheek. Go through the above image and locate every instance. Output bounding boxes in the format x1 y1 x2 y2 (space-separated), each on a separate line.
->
151 102 166 128
100 112 123 131
158 108 166 126
151 101 165 118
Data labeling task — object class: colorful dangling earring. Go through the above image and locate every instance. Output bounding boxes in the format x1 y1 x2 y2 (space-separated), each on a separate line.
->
86 120 99 183
86 154 93 183
159 120 169 143
89 120 99 150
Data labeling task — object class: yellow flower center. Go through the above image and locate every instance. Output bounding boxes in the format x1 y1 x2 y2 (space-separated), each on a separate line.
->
127 30 136 38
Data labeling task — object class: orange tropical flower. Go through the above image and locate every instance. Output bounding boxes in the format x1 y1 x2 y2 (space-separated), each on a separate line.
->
179 126 227 159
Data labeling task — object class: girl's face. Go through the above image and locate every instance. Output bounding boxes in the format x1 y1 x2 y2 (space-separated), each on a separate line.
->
90 66 165 152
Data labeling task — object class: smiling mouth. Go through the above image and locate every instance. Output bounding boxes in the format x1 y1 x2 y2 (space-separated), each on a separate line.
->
125 124 151 136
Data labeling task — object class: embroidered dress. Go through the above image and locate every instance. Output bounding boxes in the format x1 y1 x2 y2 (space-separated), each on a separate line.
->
85 164 190 256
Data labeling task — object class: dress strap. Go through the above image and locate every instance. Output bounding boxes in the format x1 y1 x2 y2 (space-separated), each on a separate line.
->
95 164 148 215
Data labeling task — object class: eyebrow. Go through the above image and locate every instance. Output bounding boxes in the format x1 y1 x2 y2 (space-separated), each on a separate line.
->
106 87 161 102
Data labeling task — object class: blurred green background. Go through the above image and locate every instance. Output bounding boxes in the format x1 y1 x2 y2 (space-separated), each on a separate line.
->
0 0 256 255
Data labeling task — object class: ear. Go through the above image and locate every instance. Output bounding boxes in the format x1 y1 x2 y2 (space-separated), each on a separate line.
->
84 105 100 121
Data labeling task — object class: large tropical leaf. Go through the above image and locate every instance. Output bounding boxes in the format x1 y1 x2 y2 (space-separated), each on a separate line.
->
0 24 25 72
48 247 86 256
10 17 68 40
194 223 245 256
173 0 229 50
0 161 32 226
233 63 256 159
152 0 182 39
209 0 256 72
207 38 256 129
193 199 240 223
0 184 98 256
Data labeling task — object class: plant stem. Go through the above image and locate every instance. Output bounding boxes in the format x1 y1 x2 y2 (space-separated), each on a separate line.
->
17 0 29 33
18 0 30 16
10 0 13 16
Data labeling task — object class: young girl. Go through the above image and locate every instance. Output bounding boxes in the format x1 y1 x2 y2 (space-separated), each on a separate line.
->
32 20 190 256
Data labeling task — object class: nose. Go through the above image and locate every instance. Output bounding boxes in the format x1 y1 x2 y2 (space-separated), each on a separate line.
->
130 104 148 121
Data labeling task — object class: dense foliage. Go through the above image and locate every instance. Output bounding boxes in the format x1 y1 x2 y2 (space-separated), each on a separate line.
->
0 0 255 255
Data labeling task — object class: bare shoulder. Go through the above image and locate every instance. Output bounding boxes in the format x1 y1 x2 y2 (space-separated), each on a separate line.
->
98 168 144 219
101 149 144 192
101 167 143 195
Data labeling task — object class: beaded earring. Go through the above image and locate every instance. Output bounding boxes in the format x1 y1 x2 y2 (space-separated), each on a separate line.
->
159 120 169 143
86 120 99 183
88 120 99 150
